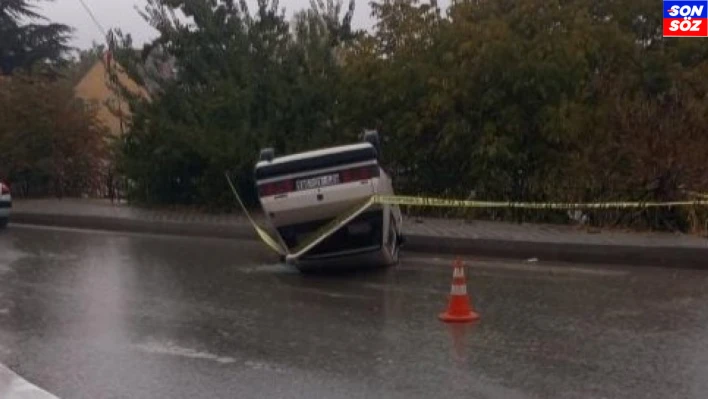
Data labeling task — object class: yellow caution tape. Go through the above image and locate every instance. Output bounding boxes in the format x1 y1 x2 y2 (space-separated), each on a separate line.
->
373 195 708 209
224 173 287 256
226 177 708 258
285 195 708 260
254 225 287 256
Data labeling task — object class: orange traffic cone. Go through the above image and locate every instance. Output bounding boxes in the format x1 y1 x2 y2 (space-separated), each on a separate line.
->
439 259 480 323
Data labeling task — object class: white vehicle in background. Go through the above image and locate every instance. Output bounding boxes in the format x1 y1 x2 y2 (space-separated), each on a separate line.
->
0 181 11 228
254 131 403 270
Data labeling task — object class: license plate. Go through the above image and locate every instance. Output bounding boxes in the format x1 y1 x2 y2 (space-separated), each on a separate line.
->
296 173 340 191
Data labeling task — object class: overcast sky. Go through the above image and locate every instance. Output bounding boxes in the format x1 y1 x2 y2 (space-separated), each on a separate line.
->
40 0 438 50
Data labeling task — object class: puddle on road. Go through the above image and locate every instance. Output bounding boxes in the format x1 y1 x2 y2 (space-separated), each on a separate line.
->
243 360 287 374
362 282 443 296
134 340 288 373
404 256 629 277
0 246 27 275
239 263 299 275
286 286 372 300
134 340 236 364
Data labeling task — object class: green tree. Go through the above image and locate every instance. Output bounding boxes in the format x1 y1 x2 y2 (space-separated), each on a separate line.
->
113 0 708 230
285 0 358 149
0 0 72 75
342 1 450 195
117 0 358 206
0 75 109 196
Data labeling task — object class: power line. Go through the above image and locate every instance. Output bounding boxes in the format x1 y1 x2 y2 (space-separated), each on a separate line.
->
76 0 108 42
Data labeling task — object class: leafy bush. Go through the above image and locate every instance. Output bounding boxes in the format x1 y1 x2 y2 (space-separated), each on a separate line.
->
115 0 708 229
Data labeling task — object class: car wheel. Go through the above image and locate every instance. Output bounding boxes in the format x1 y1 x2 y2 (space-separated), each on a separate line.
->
259 148 275 162
362 130 381 159
0 217 8 229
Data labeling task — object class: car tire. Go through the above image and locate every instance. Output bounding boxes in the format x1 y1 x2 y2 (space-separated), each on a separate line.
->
259 148 275 162
362 130 381 159
0 217 7 229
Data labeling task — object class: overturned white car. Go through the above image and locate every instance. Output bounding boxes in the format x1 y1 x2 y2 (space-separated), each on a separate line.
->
254 131 403 270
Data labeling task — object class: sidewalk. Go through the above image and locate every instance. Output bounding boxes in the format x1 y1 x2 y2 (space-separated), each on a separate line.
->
9 199 708 268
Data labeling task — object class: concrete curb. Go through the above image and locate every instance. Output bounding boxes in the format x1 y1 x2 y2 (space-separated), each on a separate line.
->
10 212 255 240
404 235 708 269
10 211 708 269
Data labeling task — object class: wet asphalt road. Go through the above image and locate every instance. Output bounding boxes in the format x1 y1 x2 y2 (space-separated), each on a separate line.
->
1 226 708 399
